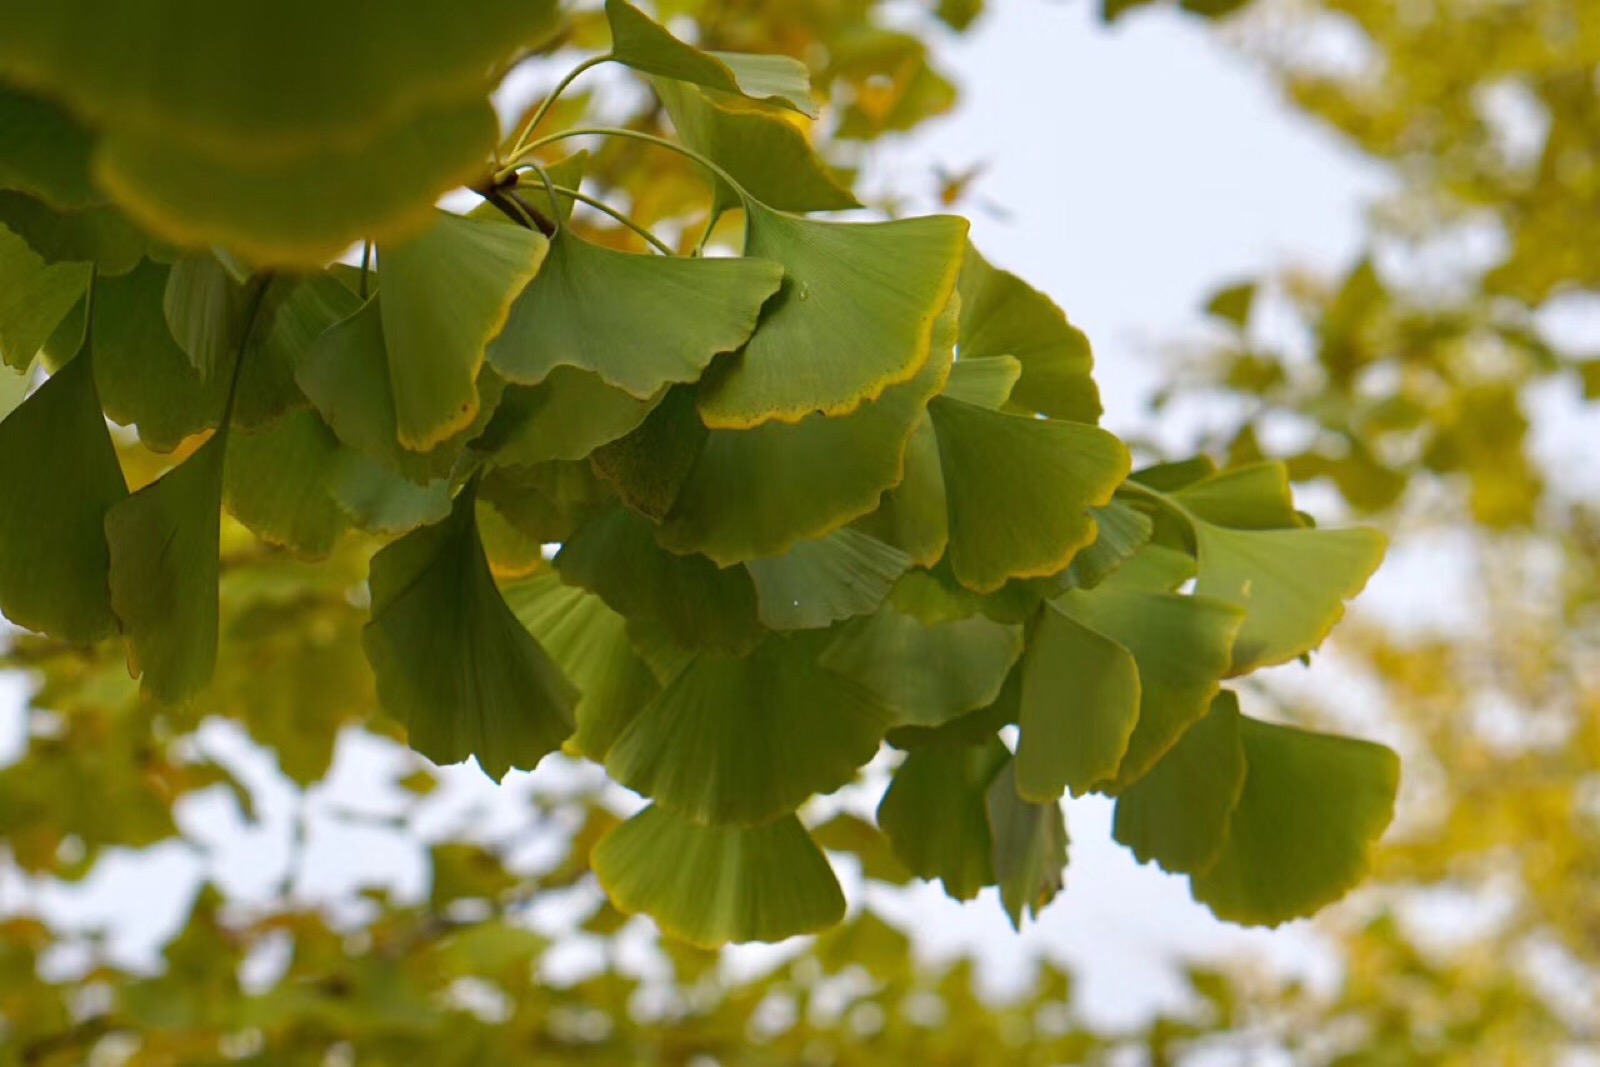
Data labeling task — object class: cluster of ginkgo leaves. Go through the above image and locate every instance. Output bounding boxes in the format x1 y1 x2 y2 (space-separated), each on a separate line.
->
0 0 1398 946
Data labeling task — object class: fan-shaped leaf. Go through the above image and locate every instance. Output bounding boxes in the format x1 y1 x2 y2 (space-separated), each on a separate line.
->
943 355 1021 409
593 805 845 948
746 528 911 630
928 395 1130 593
325 450 452 537
377 211 548 450
1175 461 1305 530
0 221 88 371
606 636 892 825
234 271 360 430
986 758 1068 930
0 190 148 276
1189 715 1399 925
877 737 1008 901
162 252 244 379
0 349 127 642
485 369 662 467
851 414 947 566
223 409 349 559
698 204 966 428
1068 501 1154 589
488 229 782 397
362 488 576 781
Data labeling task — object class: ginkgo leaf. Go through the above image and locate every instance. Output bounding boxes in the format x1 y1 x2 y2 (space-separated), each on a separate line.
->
942 355 1021 409
877 737 1008 901
746 528 911 631
484 369 663 467
928 395 1130 593
851 414 947 566
1068 501 1154 589
297 295 503 484
223 409 349 560
106 433 228 703
362 488 576 781
957 243 1099 422
1174 461 1305 530
605 635 892 826
820 602 1023 728
653 78 859 214
588 384 705 522
0 190 149 276
0 221 88 372
0 349 127 643
593 805 845 948
0 85 97 209
0 0 561 151
1053 582 1243 788
1191 522 1386 674
325 450 452 537
986 758 1069 930
555 506 762 654
487 229 782 397
162 252 244 379
96 99 504 268
1112 691 1245 876
1189 715 1400 925
479 460 611 545
697 203 967 428
234 271 360 430
376 210 548 450
661 304 955 564
502 573 659 761
1094 541 1196 594
90 260 234 453
1015 603 1140 801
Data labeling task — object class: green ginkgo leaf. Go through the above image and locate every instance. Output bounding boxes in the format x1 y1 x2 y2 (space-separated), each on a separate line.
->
1191 522 1386 674
234 271 361 430
746 527 912 631
555 506 762 654
820 602 1023 728
957 243 1100 422
0 364 23 420
223 409 349 560
91 260 234 453
362 487 576 781
986 758 1069 930
877 737 1008 901
0 190 149 276
942 355 1022 409
589 384 706 522
106 433 228 703
1015 603 1140 801
1068 501 1154 589
593 805 845 948
297 295 503 484
697 203 966 428
479 460 612 545
325 450 453 537
928 395 1130 593
487 229 782 398
484 368 663 467
162 252 245 379
851 413 947 566
1112 691 1245 876
377 210 548 451
660 304 956 563
0 85 97 209
1189 714 1400 925
0 348 127 643
96 99 504 268
0 221 88 371
653 79 858 215
1174 461 1306 530
606 0 818 117
1053 580 1243 788
605 635 892 826
503 572 659 761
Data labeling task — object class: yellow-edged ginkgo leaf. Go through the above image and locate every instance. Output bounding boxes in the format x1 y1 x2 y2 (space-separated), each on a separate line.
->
653 79 858 215
957 243 1099 422
487 229 782 397
485 369 663 468
1068 500 1154 589
555 506 762 654
660 303 956 564
1112 691 1245 875
605 635 892 826
0 221 88 371
0 348 127 642
1174 461 1306 530
1189 715 1399 925
851 413 947 566
593 805 845 948
928 394 1129 593
986 758 1068 930
745 528 912 631
503 573 659 762
223 409 349 560
942 354 1021 409
819 602 1023 728
376 210 548 450
105 433 228 703
698 203 966 428
877 737 1008 901
1015 603 1140 801
606 0 818 117
362 488 576 781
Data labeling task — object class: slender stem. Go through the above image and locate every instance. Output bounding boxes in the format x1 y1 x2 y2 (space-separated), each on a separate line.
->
507 127 751 203
521 161 566 234
693 204 726 257
217 279 272 433
542 184 676 256
481 187 555 236
505 53 614 161
358 241 372 299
